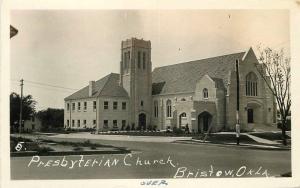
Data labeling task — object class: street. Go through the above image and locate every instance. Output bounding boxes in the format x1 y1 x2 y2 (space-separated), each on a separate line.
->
11 138 291 179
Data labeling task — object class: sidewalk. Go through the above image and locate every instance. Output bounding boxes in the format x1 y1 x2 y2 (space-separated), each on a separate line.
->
177 131 291 150
49 132 193 143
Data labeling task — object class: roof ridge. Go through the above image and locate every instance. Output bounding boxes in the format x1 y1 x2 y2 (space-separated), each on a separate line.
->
153 51 246 71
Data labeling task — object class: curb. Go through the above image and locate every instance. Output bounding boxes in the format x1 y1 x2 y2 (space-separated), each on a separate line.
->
173 140 291 151
11 149 130 157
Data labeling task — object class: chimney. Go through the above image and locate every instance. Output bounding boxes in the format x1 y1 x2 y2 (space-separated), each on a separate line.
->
89 81 95 97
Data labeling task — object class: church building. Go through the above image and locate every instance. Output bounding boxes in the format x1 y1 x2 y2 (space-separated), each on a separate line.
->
64 38 276 133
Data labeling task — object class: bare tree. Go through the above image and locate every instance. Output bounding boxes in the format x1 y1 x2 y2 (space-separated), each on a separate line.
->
256 46 291 145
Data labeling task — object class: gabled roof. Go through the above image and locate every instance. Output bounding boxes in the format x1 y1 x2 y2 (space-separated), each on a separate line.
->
65 73 128 100
152 52 246 95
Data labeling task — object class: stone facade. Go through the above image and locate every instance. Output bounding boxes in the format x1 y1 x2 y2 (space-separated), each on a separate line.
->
64 38 276 132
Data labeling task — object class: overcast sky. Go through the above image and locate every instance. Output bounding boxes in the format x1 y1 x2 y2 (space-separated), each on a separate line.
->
10 10 290 111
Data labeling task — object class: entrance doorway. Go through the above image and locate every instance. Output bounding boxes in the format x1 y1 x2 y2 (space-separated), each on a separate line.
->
138 113 146 130
247 108 254 123
179 112 187 129
198 111 212 133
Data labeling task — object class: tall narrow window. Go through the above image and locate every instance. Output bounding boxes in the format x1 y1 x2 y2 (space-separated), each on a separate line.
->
78 102 81 111
77 120 80 127
203 88 209 99
67 120 69 127
142 52 146 69
113 120 118 129
103 120 108 129
72 120 75 127
138 51 141 69
246 72 258 96
104 101 109 109
93 101 97 111
154 100 158 118
166 100 172 117
72 103 75 111
113 101 118 110
84 102 87 111
67 103 70 111
122 102 126 110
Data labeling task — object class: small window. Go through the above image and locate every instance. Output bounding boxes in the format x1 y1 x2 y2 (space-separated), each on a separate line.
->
138 51 141 69
72 120 75 127
203 88 208 99
104 101 109 110
122 120 126 128
72 103 75 111
142 52 146 69
141 100 144 106
77 120 80 127
103 120 108 129
113 120 118 129
93 120 96 125
78 102 81 111
83 120 86 125
84 102 87 111
122 102 126 110
113 101 118 110
67 103 70 111
67 120 69 127
93 101 97 111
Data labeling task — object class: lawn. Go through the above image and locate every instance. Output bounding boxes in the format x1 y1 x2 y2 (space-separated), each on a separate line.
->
192 134 259 144
249 132 291 141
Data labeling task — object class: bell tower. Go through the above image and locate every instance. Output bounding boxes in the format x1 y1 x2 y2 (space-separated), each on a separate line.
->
119 38 152 129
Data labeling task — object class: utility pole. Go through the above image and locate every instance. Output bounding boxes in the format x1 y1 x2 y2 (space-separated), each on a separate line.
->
19 79 24 134
235 60 240 145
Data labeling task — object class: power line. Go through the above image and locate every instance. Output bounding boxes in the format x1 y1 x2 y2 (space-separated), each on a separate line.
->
24 80 79 91
10 80 76 93
10 79 79 91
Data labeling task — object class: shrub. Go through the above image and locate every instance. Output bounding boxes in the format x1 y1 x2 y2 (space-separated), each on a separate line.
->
83 139 91 146
36 146 54 154
73 147 83 151
173 127 184 135
90 146 97 150
131 123 135 131
126 125 131 131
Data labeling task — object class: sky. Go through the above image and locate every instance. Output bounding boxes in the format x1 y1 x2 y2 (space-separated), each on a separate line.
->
10 10 290 111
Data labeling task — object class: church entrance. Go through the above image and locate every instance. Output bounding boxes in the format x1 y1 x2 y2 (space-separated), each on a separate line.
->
138 113 146 130
198 112 212 133
247 108 254 123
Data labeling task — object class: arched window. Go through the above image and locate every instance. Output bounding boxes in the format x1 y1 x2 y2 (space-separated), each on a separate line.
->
166 100 172 117
180 112 187 117
203 88 208 99
154 101 158 118
246 72 258 96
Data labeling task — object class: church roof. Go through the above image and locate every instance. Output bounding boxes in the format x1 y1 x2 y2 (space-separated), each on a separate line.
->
65 73 128 100
152 52 246 95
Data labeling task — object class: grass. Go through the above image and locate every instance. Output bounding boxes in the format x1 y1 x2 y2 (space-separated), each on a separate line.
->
249 132 291 140
99 131 199 137
193 134 258 144
10 136 55 153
